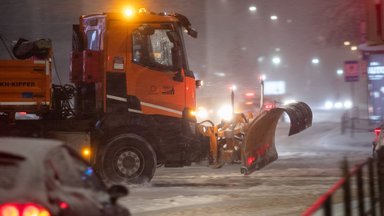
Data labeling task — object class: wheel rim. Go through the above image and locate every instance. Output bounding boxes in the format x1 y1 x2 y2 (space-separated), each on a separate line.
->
113 147 144 178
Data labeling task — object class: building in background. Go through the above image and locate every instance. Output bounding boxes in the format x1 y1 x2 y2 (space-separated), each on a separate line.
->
360 0 384 122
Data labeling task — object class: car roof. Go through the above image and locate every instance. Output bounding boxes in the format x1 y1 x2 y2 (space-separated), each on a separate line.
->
0 137 64 204
0 137 63 160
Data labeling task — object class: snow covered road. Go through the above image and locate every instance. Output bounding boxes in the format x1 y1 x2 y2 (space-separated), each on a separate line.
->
120 110 374 216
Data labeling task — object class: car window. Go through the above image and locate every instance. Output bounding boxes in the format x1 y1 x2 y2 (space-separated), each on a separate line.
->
0 152 24 189
46 148 81 187
66 148 106 191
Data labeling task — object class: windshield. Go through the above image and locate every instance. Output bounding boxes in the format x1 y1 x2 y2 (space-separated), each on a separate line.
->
132 24 183 71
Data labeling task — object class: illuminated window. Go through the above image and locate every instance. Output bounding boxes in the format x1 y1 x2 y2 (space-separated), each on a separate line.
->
132 24 181 71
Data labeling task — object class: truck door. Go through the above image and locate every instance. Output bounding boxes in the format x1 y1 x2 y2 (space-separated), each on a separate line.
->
127 23 186 118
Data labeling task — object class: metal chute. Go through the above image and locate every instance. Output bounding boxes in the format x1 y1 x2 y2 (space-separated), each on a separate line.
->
241 101 312 175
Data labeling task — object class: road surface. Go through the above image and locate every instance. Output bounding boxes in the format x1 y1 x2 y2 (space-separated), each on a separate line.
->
119 110 374 216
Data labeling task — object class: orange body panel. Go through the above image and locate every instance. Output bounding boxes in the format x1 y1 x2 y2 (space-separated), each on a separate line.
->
80 12 196 117
0 60 51 113
104 19 128 74
185 76 196 109
128 64 186 118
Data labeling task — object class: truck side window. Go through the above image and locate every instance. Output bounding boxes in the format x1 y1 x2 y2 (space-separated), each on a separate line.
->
132 30 145 63
86 30 99 50
132 27 179 71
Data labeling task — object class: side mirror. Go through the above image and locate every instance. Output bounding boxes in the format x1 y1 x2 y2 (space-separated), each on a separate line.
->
108 185 129 204
187 28 198 38
173 13 198 39
196 80 204 88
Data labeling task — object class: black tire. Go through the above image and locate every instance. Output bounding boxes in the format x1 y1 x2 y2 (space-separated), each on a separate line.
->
100 133 156 184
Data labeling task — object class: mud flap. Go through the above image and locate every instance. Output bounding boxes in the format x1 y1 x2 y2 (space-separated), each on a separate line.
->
241 102 312 175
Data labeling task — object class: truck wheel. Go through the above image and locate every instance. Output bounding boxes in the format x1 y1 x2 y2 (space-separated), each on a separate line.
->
101 133 156 184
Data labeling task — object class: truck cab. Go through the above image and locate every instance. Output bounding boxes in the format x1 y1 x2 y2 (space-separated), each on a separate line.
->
71 10 198 119
69 9 206 184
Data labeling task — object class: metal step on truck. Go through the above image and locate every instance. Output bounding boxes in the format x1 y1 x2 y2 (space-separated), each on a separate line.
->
0 7 312 184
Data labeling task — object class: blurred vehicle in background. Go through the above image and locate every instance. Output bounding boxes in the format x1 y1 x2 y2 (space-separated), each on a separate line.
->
323 99 353 110
0 138 130 216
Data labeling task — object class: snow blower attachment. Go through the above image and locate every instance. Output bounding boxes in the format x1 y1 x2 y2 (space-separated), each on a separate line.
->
198 101 312 175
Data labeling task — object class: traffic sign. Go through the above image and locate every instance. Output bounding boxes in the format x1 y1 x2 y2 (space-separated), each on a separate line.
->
344 60 359 82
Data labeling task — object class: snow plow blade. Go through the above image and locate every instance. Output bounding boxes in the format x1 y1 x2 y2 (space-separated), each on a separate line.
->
241 102 312 175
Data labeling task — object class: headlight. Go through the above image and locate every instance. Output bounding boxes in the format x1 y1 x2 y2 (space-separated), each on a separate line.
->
196 107 208 120
344 100 353 109
324 101 333 109
334 102 343 109
217 105 233 121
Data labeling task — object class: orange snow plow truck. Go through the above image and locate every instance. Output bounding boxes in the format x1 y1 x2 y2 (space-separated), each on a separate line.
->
0 8 312 184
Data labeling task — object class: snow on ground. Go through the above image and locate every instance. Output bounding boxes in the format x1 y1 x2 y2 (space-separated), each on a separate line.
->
119 109 374 216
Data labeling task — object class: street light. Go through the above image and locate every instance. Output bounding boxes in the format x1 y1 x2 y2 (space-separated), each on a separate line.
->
249 6 257 12
344 41 351 46
311 58 320 64
260 74 266 81
336 69 343 76
272 56 281 65
270 15 278 20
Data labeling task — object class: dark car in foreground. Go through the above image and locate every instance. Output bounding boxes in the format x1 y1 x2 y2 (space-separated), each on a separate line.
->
0 137 130 216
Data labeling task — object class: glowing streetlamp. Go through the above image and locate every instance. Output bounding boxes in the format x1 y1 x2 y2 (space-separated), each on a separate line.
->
311 58 320 64
260 74 266 81
249 6 257 12
336 69 343 76
272 56 281 65
270 15 278 20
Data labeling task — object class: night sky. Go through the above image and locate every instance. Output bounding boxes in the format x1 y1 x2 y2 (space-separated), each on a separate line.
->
0 0 367 108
